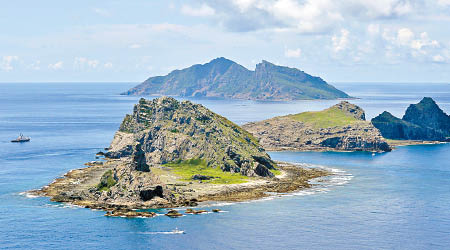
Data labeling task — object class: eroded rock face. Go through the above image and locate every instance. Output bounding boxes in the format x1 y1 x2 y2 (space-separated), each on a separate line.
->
107 97 276 177
243 102 391 152
372 98 450 141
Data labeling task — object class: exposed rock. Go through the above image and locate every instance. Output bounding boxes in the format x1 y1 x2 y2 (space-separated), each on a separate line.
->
212 209 221 212
192 174 214 180
333 101 365 120
243 101 391 152
122 57 350 101
108 96 276 177
165 210 183 218
139 186 164 201
105 209 156 218
372 97 450 141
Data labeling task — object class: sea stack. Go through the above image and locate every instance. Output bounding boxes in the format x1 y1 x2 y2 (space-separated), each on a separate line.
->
372 97 450 141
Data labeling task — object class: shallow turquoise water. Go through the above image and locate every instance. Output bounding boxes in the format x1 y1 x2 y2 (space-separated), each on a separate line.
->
0 82 449 249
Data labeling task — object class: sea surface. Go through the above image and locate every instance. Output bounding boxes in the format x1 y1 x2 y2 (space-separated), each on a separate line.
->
0 82 449 249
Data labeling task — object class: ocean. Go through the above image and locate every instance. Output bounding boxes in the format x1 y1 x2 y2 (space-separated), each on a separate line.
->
0 82 449 249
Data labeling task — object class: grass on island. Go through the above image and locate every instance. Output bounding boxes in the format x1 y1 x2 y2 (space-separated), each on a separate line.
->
97 170 117 192
288 107 359 129
164 159 249 184
270 169 281 176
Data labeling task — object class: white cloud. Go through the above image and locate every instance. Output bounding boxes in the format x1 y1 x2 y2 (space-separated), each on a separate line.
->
284 48 301 58
367 24 380 36
432 54 445 62
129 44 142 49
396 28 414 46
93 8 111 17
74 57 100 70
48 61 64 70
332 29 350 52
181 3 215 17
437 0 450 6
232 0 257 12
104 62 113 68
1 56 19 71
28 60 41 70
87 60 99 68
216 0 416 33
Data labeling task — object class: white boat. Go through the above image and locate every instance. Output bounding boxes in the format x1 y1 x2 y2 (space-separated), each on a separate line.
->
11 133 31 143
171 227 185 234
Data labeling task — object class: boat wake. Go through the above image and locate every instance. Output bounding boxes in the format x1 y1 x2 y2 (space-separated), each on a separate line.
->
138 228 185 235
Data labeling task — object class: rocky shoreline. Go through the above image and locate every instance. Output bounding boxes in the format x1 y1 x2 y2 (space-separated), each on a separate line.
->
30 159 329 218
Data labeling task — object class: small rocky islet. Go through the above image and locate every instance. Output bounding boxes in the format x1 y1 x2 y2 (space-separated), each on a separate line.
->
372 97 450 142
32 97 328 218
243 101 392 152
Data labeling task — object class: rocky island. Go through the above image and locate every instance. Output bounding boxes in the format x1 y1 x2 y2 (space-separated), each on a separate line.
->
243 101 391 152
32 97 328 217
372 97 450 142
123 57 350 101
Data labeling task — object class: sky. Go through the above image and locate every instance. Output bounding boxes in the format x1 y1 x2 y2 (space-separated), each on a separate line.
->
1 0 450 83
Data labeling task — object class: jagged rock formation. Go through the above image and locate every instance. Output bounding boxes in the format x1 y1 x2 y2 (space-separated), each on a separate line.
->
122 57 350 101
106 96 276 177
243 102 391 152
371 97 450 141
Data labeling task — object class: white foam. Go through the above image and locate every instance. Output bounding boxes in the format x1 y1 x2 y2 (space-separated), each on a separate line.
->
18 191 39 198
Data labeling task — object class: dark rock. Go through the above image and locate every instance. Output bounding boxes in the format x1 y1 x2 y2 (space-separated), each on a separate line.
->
139 186 164 201
191 174 214 181
372 98 450 141
165 210 183 218
132 144 149 172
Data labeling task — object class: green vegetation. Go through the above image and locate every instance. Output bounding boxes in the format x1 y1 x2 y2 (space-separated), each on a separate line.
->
123 58 350 100
164 159 249 184
97 170 117 191
289 107 359 129
270 169 281 176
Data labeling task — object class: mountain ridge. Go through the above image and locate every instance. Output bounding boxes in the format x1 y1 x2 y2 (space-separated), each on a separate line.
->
123 57 350 101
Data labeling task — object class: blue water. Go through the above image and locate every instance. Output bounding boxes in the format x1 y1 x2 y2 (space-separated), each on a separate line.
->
0 82 449 249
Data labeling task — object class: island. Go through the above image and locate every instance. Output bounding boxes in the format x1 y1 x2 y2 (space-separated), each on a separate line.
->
371 97 450 144
122 57 350 101
31 97 328 217
243 101 391 152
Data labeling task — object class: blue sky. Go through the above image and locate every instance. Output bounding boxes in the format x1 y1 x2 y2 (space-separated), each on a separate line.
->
1 0 449 82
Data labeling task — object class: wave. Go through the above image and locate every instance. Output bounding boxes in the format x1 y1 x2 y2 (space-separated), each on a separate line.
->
199 163 353 208
18 191 39 198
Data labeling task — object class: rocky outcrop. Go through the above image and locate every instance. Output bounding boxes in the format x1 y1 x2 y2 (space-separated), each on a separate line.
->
372 97 450 141
122 57 350 101
108 97 276 177
243 102 391 152
33 97 330 212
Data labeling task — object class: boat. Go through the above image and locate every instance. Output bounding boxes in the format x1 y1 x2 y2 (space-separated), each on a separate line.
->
11 133 31 143
171 227 185 234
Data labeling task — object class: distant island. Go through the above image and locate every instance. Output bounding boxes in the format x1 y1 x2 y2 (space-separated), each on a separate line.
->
372 97 450 142
122 57 350 101
32 97 328 217
243 101 391 152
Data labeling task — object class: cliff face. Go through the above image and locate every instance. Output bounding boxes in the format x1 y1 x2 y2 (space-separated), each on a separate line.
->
106 96 276 177
243 102 391 152
372 98 449 141
123 57 350 101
